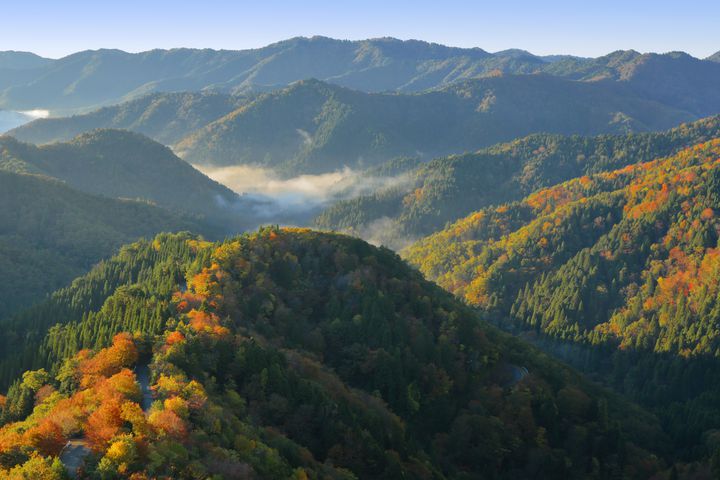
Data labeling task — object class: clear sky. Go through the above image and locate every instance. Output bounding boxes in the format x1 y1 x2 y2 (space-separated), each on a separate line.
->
2 0 718 59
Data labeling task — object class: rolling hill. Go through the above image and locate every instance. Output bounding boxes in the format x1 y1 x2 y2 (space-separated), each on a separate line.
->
0 229 673 478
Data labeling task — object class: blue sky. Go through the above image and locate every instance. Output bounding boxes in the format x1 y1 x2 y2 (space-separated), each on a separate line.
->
2 0 718 59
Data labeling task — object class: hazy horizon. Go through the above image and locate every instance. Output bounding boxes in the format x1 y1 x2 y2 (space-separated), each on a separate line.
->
3 0 718 59
5 35 718 61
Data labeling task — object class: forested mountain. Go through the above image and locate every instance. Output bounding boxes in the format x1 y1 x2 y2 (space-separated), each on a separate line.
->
0 229 677 479
544 50 720 116
316 116 720 246
14 75 700 176
403 138 720 461
7 92 250 145
0 129 259 227
2 37 720 113
176 75 694 174
9 73 699 178
0 170 204 319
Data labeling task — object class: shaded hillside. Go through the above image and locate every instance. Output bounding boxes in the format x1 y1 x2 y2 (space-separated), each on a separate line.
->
403 139 720 458
0 230 671 479
316 116 720 245
8 92 249 145
0 129 258 228
0 170 205 319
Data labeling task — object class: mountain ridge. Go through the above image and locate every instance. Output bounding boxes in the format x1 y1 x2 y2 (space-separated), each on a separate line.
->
2 37 719 112
0 228 673 478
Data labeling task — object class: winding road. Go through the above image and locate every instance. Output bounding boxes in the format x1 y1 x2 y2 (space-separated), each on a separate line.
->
59 439 91 479
135 363 154 412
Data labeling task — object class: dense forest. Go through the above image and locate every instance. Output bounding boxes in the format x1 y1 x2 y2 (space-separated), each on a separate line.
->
0 229 676 478
404 138 720 465
316 116 720 246
0 170 204 319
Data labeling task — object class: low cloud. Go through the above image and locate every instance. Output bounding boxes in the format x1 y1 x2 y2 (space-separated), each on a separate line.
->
195 164 412 211
196 164 417 246
0 109 51 133
19 109 50 119
353 216 419 251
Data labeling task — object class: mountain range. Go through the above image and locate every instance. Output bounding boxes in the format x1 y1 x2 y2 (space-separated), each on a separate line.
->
8 74 712 176
1 37 719 114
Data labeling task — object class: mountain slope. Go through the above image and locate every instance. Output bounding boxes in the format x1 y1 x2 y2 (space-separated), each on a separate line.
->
315 116 720 245
403 138 720 457
0 229 671 478
7 92 249 145
0 129 258 228
0 170 204 319
176 76 693 175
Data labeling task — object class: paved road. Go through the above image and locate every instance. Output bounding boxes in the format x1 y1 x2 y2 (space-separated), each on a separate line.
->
135 363 153 412
59 439 90 478
60 363 153 476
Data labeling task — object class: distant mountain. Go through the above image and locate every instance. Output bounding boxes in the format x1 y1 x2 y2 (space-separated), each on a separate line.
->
0 51 51 70
169 75 694 173
7 92 250 145
1 37 720 113
0 129 257 227
0 229 671 478
706 50 720 63
12 75 698 176
315 116 720 245
0 170 203 319
402 137 720 458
